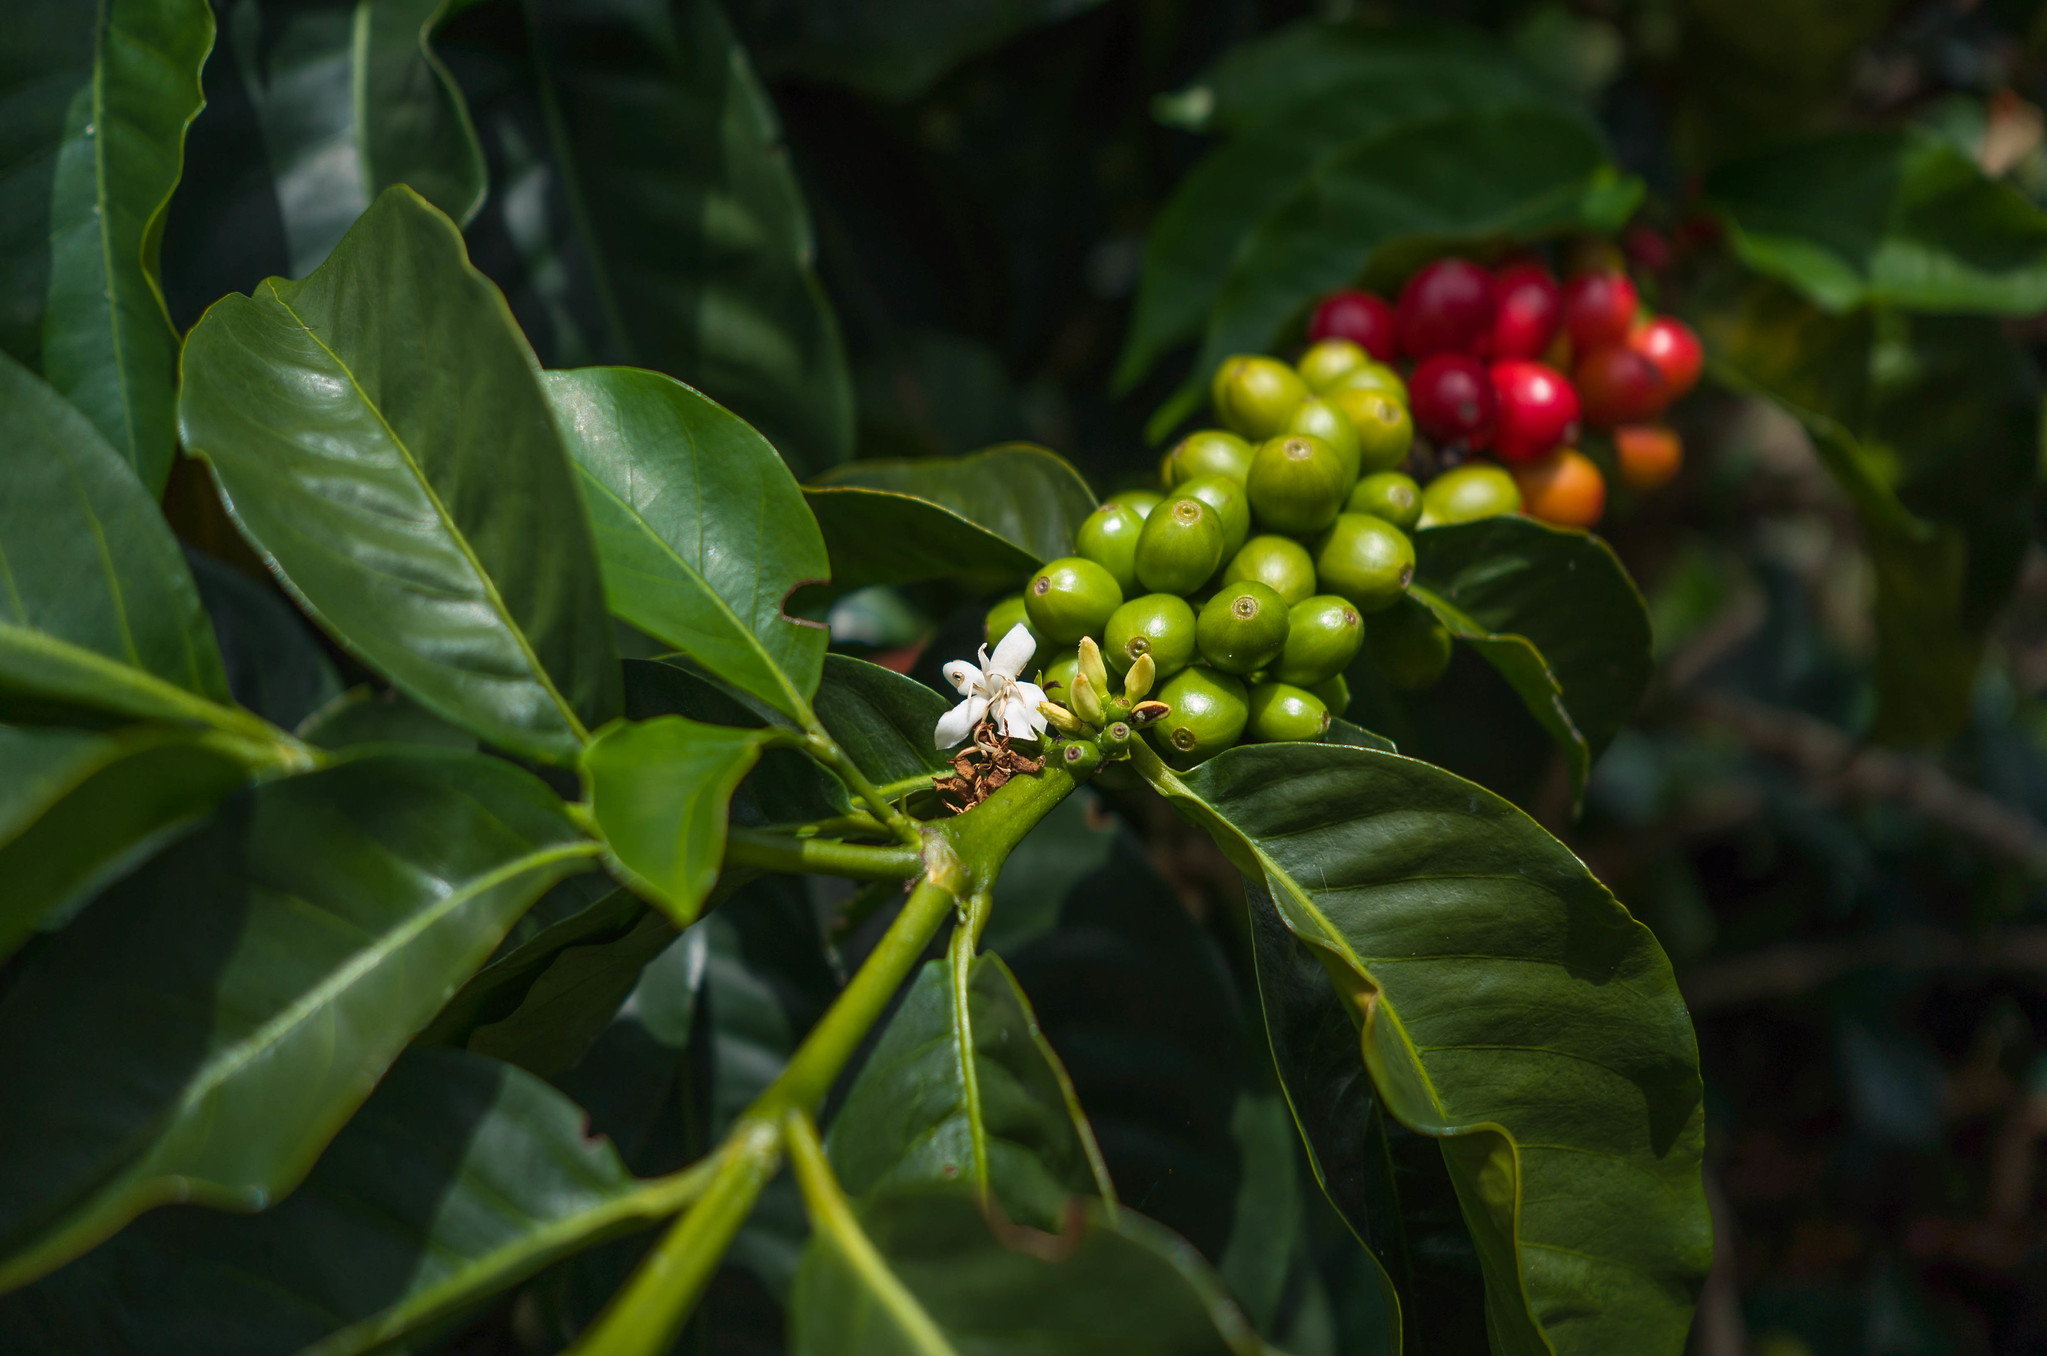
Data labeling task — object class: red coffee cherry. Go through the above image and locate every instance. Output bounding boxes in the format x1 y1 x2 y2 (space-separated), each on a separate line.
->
1626 316 1702 401
1488 360 1580 464
1308 289 1397 362
1396 258 1495 360
1489 262 1562 361
1562 269 1639 354
1573 346 1669 428
1409 353 1497 449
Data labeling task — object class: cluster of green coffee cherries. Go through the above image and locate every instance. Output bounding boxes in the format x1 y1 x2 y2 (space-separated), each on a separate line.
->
984 346 1502 769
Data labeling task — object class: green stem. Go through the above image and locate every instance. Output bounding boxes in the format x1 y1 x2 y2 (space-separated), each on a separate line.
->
783 1109 953 1355
947 909 989 1201
804 731 923 847
571 757 1085 1354
755 812 891 840
563 1120 782 1356
723 828 923 881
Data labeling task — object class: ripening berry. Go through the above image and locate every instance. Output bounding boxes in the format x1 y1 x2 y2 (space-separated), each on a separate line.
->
1490 262 1562 361
1488 360 1580 464
1626 317 1702 401
1308 290 1398 361
1513 448 1606 528
1409 353 1496 449
1562 270 1639 354
1396 258 1495 359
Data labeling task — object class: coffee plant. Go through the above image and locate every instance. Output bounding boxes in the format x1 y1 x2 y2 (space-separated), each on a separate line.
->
5 2 2046 1354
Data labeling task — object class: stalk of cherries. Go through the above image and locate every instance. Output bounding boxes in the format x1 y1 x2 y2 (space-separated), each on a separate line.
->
1308 254 1700 526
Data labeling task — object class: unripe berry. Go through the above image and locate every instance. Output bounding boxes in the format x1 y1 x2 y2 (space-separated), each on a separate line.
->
1026 557 1123 644
1075 501 1145 595
1420 463 1521 526
1246 434 1349 535
1307 289 1397 361
1221 535 1318 606
1104 593 1198 678
1162 430 1253 487
1134 496 1225 595
1296 338 1371 394
1212 355 1308 441
1346 472 1422 532
1273 595 1363 686
1151 666 1249 768
1246 682 1331 743
1196 581 1290 675
1314 514 1415 614
1397 258 1495 359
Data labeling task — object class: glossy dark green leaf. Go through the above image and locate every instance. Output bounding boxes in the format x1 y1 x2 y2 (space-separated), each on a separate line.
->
462 909 677 1078
0 748 597 1291
1117 25 1570 391
419 882 644 1050
1135 740 1711 1355
545 365 830 724
0 353 231 726
0 723 260 963
1152 109 1638 442
1706 127 2047 315
177 187 620 764
580 716 772 926
790 1187 1266 1355
622 658 850 826
1410 517 1653 802
804 445 1097 589
184 551 343 732
298 686 479 751
827 954 1112 1232
0 0 212 489
1700 273 2041 742
814 654 953 791
452 0 853 475
0 1048 675 1356
726 0 1109 102
1325 716 1396 754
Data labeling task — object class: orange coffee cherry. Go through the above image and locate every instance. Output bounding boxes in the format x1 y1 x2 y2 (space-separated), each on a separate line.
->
1513 448 1606 528
1614 424 1683 491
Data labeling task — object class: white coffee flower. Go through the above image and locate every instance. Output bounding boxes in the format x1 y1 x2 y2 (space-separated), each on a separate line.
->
935 623 1050 748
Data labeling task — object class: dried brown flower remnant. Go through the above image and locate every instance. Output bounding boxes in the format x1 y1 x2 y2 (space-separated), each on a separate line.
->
932 717 1044 812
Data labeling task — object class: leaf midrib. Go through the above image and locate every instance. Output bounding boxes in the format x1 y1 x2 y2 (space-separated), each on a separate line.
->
265 281 589 743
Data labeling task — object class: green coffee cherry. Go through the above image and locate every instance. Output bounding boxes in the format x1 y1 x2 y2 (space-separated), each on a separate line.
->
1310 673 1351 717
1041 649 1080 703
984 594 1033 647
1420 463 1522 526
1273 595 1363 686
1334 389 1413 476
1347 472 1422 532
1212 355 1308 441
1026 556 1123 643
1135 495 1225 596
1152 666 1249 768
1247 682 1331 743
1076 502 1145 596
1330 360 1408 405
1104 488 1165 520
1056 738 1104 777
1287 397 1362 485
1221 535 1317 606
1314 513 1415 613
1104 593 1197 679
1162 430 1254 487
1175 474 1251 561
1196 581 1290 675
1246 434 1349 536
1368 601 1454 690
1296 338 1370 394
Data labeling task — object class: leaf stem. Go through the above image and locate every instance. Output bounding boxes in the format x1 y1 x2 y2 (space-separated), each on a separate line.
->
803 730 923 846
723 828 923 881
947 900 990 1201
783 1109 955 1355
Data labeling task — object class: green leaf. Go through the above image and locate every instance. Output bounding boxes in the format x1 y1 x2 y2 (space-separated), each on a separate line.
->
579 716 772 926
460 908 676 1078
545 365 830 724
1700 273 2041 742
184 551 343 732
790 1188 1267 1355
453 0 854 475
622 658 850 825
0 1048 688 1356
1153 109 1639 442
1409 517 1653 803
0 723 262 963
0 353 230 725
804 445 1098 589
0 0 213 490
0 747 596 1291
1117 25 1571 391
1134 739 1711 1355
177 186 620 764
725 0 1110 103
299 685 478 751
417 882 645 1049
1705 126 2047 315
827 954 1113 1232
815 653 953 790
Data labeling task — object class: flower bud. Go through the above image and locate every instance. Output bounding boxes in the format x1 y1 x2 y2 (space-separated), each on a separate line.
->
1077 636 1110 699
1038 700 1085 735
1123 652 1156 701
1129 699 1170 726
1071 670 1107 725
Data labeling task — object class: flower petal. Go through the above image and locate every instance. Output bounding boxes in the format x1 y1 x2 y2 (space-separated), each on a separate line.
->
934 695 987 748
987 623 1037 682
998 692 1049 740
1012 680 1049 712
942 660 982 696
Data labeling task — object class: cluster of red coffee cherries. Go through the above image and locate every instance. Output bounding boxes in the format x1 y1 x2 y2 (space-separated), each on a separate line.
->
1308 255 1700 526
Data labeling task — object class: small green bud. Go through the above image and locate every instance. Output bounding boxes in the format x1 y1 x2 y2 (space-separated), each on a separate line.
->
1071 669 1107 725
1039 700 1085 735
1077 635 1110 701
1124 652 1156 701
